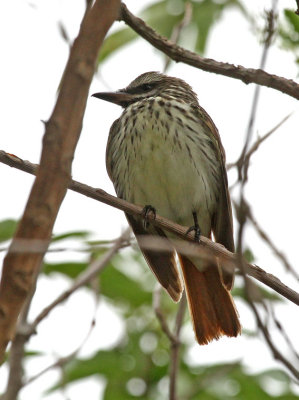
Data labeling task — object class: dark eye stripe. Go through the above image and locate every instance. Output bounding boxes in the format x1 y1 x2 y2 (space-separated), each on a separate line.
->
141 83 153 91
124 82 157 95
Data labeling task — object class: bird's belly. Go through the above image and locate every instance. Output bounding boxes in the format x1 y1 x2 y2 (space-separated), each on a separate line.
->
123 126 219 235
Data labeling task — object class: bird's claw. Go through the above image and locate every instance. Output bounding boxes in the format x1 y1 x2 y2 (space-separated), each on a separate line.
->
185 225 201 242
186 211 201 242
142 205 156 229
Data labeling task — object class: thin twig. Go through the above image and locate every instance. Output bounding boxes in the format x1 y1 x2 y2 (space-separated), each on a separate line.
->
235 0 277 286
236 1 278 183
169 294 186 400
246 203 299 280
269 303 299 362
118 3 299 100
227 113 292 171
24 310 97 387
163 2 193 73
153 286 176 343
243 272 299 380
153 285 186 400
1 150 299 306
3 234 55 399
1 334 27 400
28 229 129 336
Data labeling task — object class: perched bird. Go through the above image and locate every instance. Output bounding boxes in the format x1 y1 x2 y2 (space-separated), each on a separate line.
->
92 72 241 345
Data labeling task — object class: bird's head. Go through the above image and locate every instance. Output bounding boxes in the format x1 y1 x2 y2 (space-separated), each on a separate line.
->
92 71 198 108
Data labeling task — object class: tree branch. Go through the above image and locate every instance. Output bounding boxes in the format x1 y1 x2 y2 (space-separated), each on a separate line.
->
1 150 299 307
25 311 97 388
163 2 193 73
227 113 292 171
153 286 177 343
242 267 299 380
118 3 299 100
246 203 299 280
0 0 120 362
235 1 278 183
153 286 186 400
169 295 186 400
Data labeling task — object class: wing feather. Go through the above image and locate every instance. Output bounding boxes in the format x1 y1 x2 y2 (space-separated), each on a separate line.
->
126 214 183 302
196 105 235 289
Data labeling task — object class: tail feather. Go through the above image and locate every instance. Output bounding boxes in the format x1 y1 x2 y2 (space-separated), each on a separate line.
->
178 254 241 345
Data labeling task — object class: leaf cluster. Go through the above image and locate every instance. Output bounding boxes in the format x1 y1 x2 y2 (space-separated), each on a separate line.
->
279 10 299 66
98 0 247 66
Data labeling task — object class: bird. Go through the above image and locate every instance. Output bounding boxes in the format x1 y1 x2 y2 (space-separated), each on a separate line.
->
92 71 241 345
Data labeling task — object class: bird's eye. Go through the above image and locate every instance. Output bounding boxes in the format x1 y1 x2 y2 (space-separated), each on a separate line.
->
141 83 154 91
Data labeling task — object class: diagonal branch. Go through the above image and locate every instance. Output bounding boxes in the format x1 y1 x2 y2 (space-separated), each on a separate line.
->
1 150 299 307
118 3 299 100
227 113 292 171
0 0 120 363
29 229 129 335
163 2 193 73
241 264 299 381
153 286 186 400
235 2 278 183
153 286 177 343
246 204 299 280
169 294 186 400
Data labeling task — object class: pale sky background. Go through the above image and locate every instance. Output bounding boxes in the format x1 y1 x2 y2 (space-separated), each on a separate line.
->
1 0 299 399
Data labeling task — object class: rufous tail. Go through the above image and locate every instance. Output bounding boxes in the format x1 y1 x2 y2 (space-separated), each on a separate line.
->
178 254 241 345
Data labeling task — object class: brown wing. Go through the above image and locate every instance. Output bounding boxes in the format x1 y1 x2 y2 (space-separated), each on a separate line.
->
196 105 235 290
126 214 183 302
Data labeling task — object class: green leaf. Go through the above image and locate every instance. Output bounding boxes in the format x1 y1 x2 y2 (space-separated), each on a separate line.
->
43 261 87 279
43 252 152 307
97 1 181 66
279 9 299 51
98 0 247 66
100 264 152 307
243 247 255 263
87 239 116 246
0 219 18 243
142 1 182 37
47 350 126 392
193 1 222 53
284 9 299 34
98 27 137 64
42 248 112 279
186 363 297 399
51 230 90 242
50 328 168 396
193 0 245 53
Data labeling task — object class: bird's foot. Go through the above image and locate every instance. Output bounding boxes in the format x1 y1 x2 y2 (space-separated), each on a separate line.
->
185 212 201 243
142 205 156 229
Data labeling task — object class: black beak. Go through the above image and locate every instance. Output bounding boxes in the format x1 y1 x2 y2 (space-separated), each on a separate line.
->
92 91 135 107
